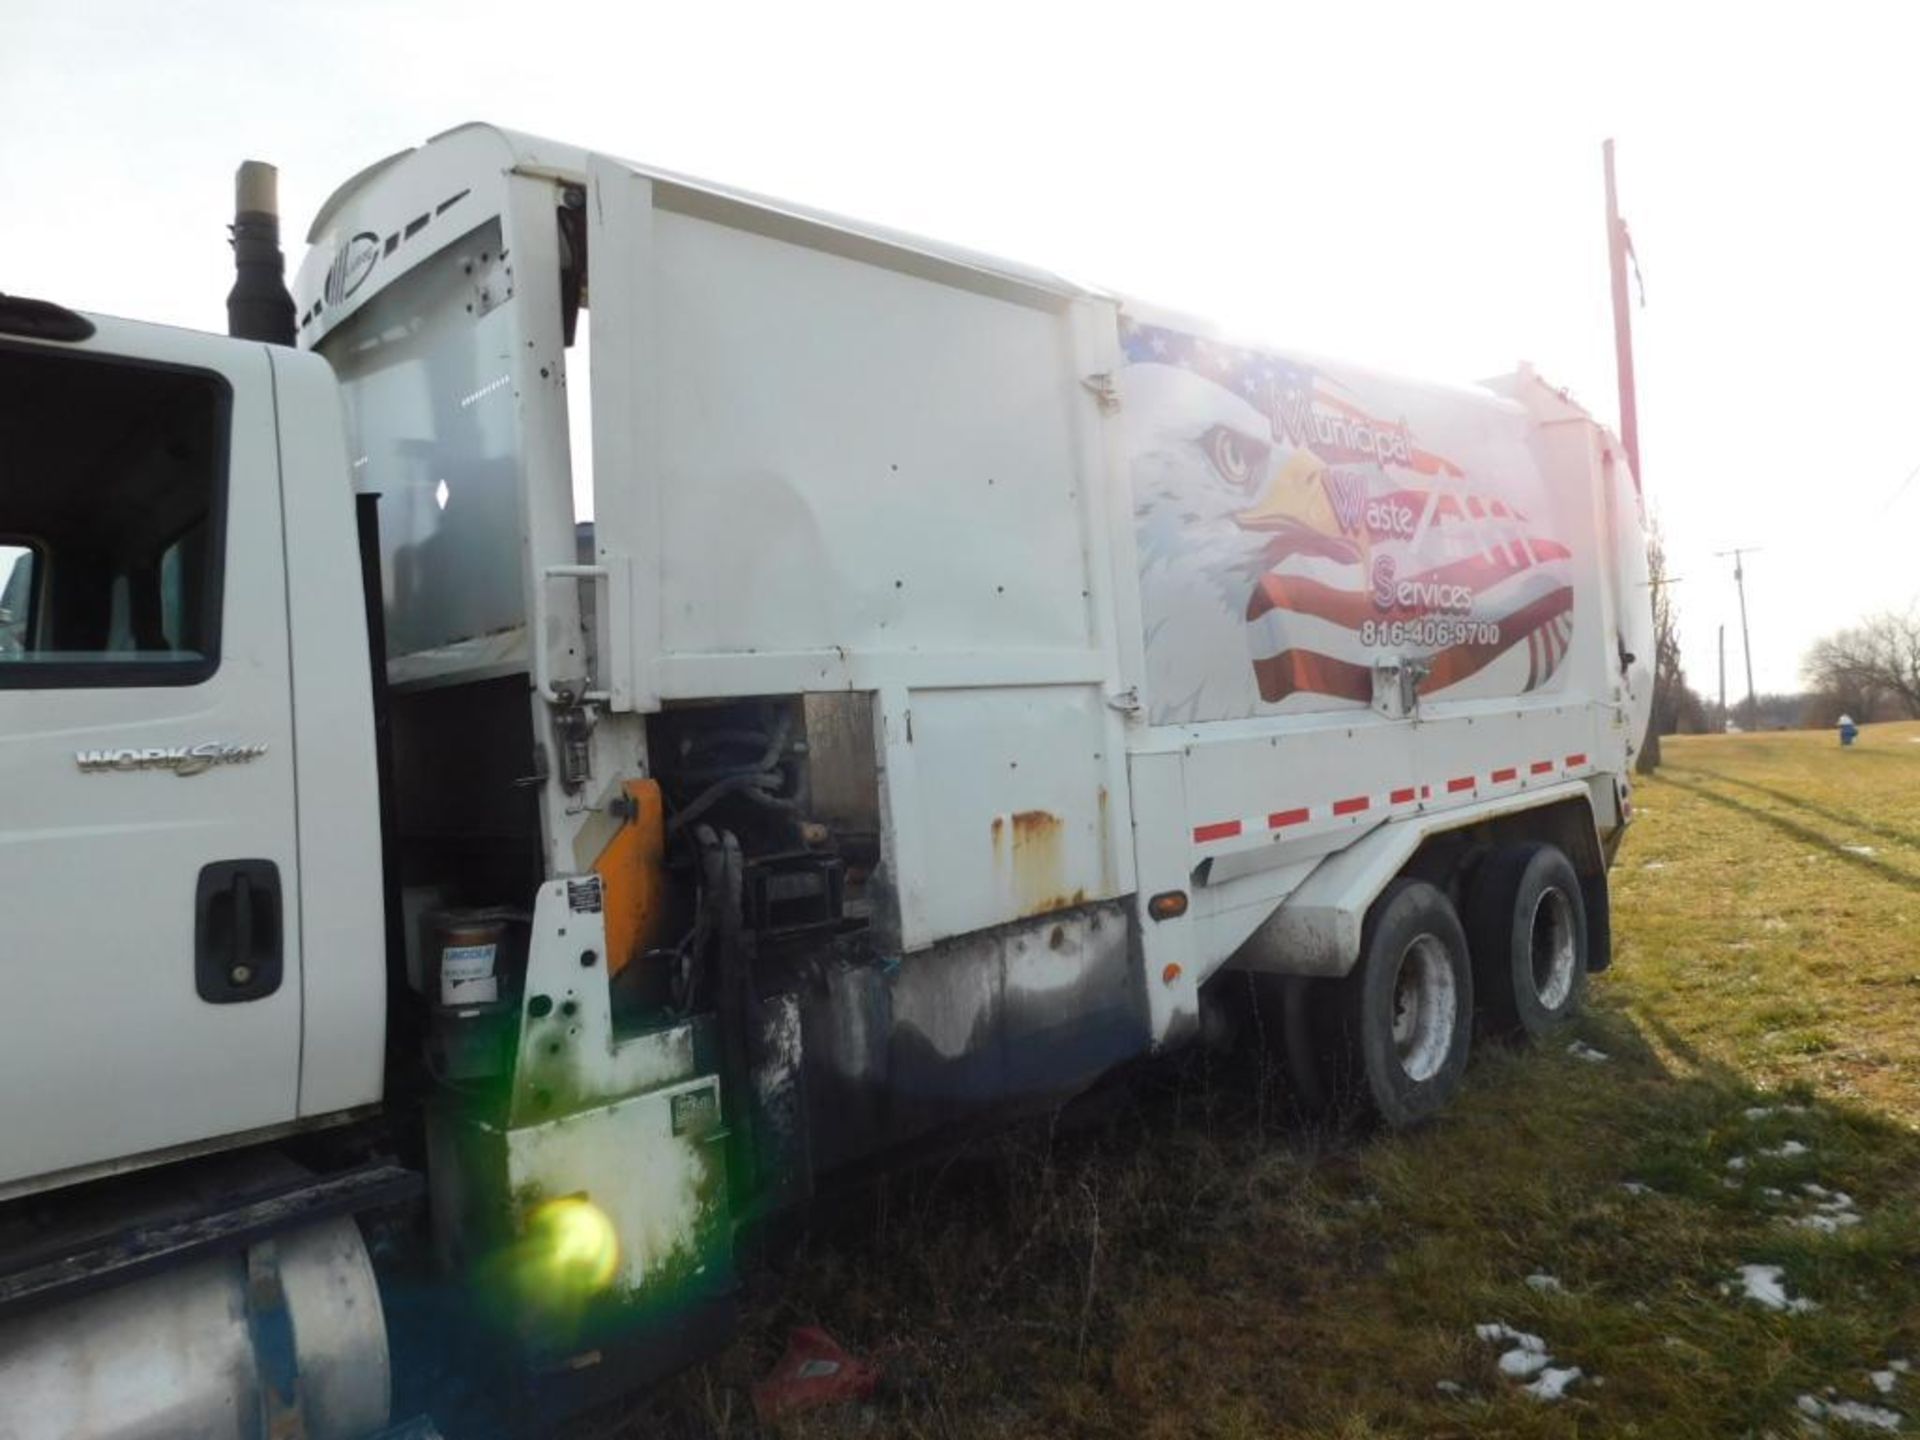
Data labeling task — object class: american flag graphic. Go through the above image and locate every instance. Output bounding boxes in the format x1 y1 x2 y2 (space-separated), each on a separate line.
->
1123 318 1575 711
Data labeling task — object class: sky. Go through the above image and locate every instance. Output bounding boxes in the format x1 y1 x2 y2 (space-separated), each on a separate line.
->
5 0 1917 696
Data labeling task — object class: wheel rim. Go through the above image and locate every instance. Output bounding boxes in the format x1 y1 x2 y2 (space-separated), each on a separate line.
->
1528 887 1577 1010
1390 934 1458 1083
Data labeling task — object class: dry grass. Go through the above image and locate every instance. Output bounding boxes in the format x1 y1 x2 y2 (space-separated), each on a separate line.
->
587 722 1920 1438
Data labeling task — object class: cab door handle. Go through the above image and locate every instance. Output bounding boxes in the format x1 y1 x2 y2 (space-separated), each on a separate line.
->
195 859 283 1003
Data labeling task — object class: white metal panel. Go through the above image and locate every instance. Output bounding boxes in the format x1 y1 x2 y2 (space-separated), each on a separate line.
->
0 320 303 1187
890 685 1125 950
645 204 1095 667
585 157 663 713
297 124 529 349
321 217 528 663
269 348 387 1118
1123 748 1199 1046
584 154 1105 711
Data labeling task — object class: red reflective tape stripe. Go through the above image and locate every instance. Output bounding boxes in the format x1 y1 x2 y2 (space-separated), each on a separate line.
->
1332 795 1370 816
1420 785 1432 799
1530 760 1554 775
1491 767 1518 783
1565 753 1588 767
1447 776 1476 793
1390 787 1417 805
1268 807 1311 829
1193 820 1242 843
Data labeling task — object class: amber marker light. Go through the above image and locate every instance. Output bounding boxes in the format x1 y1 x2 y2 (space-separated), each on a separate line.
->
1147 890 1188 921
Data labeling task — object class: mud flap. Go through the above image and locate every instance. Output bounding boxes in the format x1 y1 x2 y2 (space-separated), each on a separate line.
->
1582 868 1613 973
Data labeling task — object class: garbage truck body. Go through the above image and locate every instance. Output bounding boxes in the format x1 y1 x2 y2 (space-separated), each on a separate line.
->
0 123 1655 1436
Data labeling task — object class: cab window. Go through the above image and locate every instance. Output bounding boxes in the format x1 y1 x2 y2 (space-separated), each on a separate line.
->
0 344 228 686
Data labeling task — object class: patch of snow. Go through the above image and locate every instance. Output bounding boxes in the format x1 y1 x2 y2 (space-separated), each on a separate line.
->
1747 1104 1810 1119
1736 1264 1818 1313
1795 1395 1903 1431
1841 845 1878 857
1728 1154 1750 1171
1762 1140 1810 1159
1762 1186 1786 1201
1500 1347 1553 1378
1526 1273 1565 1294
1435 1379 1466 1396
1476 1322 1583 1401
1567 1041 1612 1063
1620 1180 1654 1195
1892 1360 1913 1375
1642 861 1668 871
1789 1186 1863 1233
1869 1371 1897 1396
1475 1322 1545 1352
1523 1366 1583 1402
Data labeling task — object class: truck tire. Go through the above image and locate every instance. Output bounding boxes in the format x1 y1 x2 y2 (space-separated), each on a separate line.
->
1330 878 1474 1129
1465 842 1588 1040
1277 975 1333 1118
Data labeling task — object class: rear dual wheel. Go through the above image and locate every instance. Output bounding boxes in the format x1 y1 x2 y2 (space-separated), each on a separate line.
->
1278 845 1588 1127
1287 879 1475 1130
1465 842 1588 1041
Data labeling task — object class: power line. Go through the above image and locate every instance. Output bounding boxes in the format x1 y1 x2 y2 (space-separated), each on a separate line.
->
1879 457 1920 516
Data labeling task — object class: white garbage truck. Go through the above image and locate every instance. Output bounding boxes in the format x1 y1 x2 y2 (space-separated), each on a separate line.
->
0 123 1654 1437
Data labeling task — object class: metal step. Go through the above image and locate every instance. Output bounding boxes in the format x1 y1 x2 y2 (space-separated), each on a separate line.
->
0 1160 421 1319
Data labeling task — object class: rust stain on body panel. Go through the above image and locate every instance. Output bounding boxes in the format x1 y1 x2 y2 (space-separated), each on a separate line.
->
997 809 1075 918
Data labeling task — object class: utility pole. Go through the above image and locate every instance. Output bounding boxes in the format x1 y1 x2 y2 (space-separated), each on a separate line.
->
1717 624 1727 732
1715 548 1761 729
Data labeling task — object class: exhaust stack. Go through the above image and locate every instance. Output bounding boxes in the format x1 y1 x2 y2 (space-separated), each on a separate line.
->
227 160 296 345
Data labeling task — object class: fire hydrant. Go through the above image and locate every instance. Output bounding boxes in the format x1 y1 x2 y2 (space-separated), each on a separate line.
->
1837 714 1858 747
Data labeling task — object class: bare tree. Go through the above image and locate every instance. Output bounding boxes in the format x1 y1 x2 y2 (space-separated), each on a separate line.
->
1637 520 1684 773
1803 610 1920 718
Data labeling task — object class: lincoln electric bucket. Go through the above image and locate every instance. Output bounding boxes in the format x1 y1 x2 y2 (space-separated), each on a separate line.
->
421 908 524 1081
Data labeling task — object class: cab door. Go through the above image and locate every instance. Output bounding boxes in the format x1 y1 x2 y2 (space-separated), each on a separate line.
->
0 314 302 1191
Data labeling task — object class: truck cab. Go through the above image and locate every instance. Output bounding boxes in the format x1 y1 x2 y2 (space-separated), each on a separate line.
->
0 306 385 1200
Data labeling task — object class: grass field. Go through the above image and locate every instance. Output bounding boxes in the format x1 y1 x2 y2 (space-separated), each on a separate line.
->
605 723 1920 1438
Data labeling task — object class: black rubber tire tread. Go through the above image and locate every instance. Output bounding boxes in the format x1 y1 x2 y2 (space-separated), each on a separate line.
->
1277 975 1334 1117
1464 841 1589 1041
1327 878 1474 1130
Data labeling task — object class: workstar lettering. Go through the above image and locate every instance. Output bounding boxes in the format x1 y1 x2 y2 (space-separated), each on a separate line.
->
74 742 270 776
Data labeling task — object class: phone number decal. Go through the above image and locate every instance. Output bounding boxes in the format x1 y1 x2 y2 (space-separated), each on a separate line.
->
1361 618 1502 648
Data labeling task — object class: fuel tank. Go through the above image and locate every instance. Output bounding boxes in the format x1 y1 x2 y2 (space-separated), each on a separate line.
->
0 1217 389 1440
